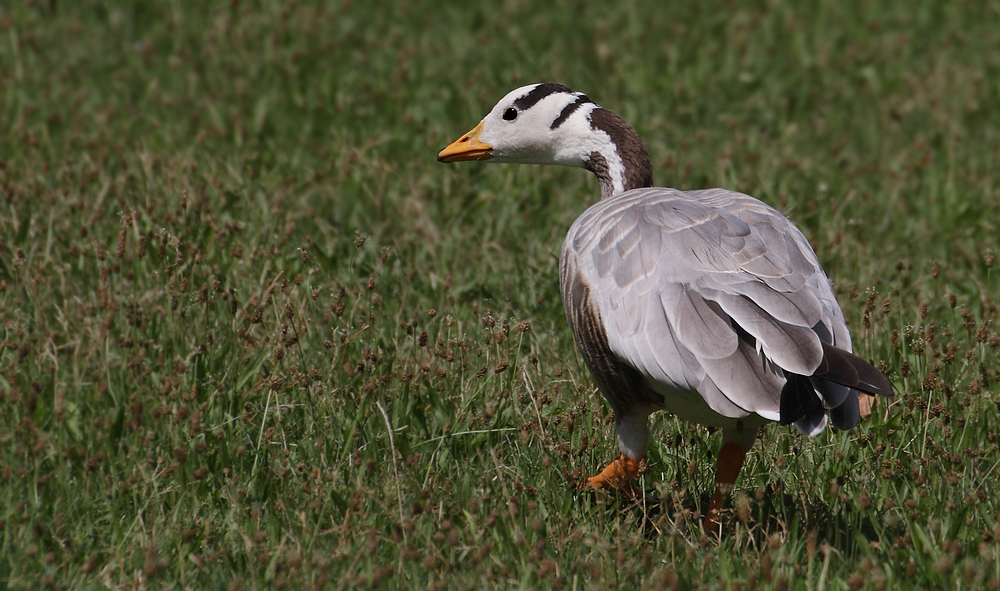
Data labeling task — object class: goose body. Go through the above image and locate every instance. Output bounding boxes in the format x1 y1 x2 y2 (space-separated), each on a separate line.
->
438 83 892 531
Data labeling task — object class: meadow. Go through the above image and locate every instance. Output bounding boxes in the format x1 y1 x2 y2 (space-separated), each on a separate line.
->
1 0 999 588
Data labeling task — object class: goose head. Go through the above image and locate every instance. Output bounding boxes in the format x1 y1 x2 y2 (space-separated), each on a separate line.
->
438 83 653 199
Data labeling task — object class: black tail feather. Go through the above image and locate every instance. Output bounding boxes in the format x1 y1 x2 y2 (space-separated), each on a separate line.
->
815 342 893 397
781 344 893 427
780 373 822 426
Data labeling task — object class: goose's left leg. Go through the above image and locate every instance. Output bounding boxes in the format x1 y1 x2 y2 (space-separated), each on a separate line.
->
584 413 649 499
703 425 759 535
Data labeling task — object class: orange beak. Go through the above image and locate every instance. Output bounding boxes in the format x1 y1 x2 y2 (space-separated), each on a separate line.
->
437 121 493 162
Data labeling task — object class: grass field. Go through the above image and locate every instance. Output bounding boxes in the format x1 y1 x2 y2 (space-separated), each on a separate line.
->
2 1 999 588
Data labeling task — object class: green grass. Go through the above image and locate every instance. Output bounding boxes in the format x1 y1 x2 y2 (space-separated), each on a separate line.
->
1 0 999 589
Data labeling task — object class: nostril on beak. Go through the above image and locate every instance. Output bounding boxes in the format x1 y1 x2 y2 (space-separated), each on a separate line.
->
460 136 469 143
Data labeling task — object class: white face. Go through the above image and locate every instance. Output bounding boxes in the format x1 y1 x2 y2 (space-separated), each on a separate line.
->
476 85 587 165
439 84 602 169
438 83 647 199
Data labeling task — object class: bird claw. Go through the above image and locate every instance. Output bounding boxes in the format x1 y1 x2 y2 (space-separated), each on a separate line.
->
702 510 722 537
584 454 646 494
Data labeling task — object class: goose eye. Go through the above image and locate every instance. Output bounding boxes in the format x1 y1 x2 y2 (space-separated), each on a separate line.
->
502 107 518 121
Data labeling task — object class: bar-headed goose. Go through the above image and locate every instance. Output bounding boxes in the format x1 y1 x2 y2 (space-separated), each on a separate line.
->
438 83 892 533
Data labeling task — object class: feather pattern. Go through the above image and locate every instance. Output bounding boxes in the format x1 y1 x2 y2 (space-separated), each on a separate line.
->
561 186 880 434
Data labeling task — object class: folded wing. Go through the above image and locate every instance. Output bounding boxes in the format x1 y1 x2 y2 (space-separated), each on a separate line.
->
561 187 886 435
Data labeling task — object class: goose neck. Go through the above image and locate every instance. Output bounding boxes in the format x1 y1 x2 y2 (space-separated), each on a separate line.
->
584 107 654 199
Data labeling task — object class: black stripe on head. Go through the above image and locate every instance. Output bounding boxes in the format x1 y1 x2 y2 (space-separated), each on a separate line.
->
550 94 593 130
512 83 574 111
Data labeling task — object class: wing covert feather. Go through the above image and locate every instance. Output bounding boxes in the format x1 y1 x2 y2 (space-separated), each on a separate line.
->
562 186 853 421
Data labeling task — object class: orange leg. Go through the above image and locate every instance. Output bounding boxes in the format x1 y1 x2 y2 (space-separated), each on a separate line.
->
703 441 748 535
585 454 646 499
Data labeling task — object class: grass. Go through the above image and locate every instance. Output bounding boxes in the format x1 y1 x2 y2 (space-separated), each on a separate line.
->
1 0 999 588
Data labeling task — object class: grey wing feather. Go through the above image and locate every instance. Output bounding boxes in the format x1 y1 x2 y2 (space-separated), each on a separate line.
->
659 284 737 360
563 187 852 425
